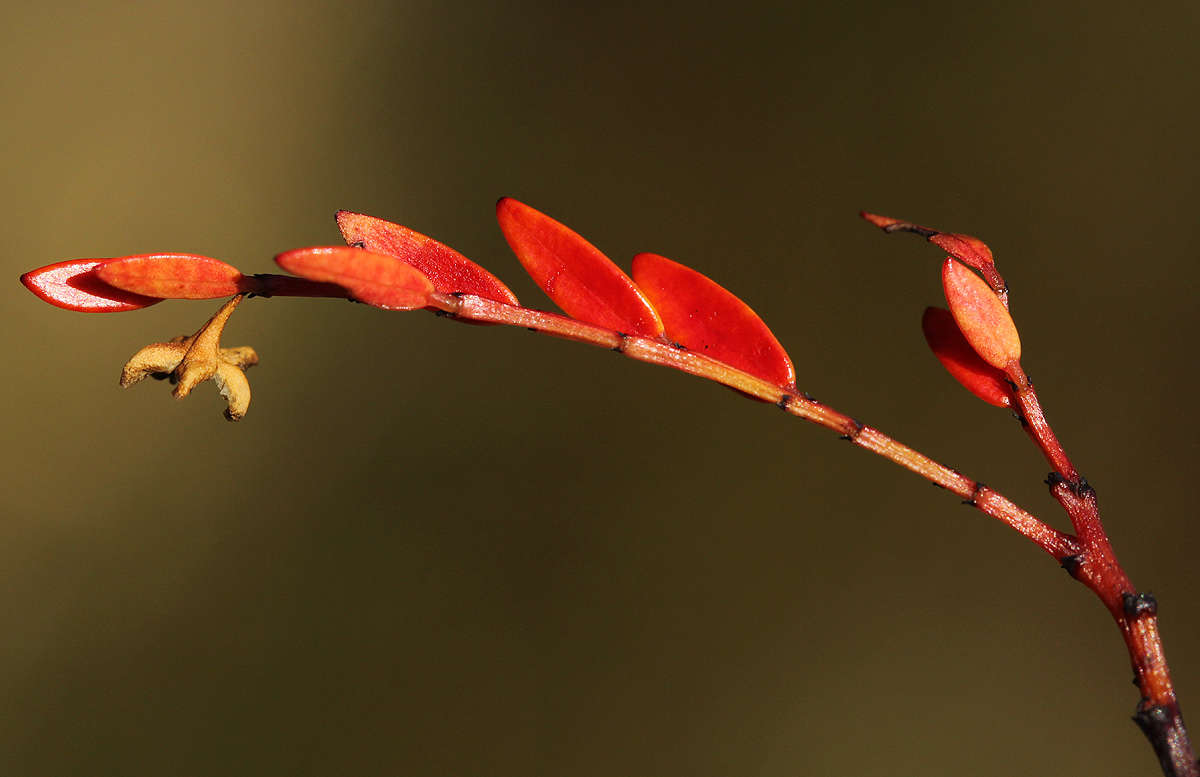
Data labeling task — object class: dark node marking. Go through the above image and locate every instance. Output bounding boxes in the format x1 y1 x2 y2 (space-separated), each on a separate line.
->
802 392 817 402
1047 472 1095 498
1045 472 1067 488
1122 591 1158 619
450 291 464 298
1132 703 1174 750
433 310 451 318
882 223 937 238
962 482 985 506
350 240 366 249
526 327 537 332
931 481 946 490
611 333 629 352
776 395 792 410
1059 554 1083 578
249 273 274 298
839 419 864 442
671 341 686 350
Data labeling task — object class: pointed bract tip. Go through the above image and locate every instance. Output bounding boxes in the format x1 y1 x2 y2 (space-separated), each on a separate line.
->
930 232 995 270
860 211 903 230
21 259 162 312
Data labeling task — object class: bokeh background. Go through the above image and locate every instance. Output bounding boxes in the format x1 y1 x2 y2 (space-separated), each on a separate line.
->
3 2 1198 775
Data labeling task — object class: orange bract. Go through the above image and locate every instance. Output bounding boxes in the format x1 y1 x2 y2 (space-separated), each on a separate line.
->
275 246 434 310
97 254 248 299
941 258 1020 369
921 307 1013 407
20 259 162 312
631 252 795 389
496 197 664 337
337 210 519 305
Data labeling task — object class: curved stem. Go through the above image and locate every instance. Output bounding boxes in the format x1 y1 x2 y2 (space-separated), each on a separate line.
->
430 291 1076 559
1010 364 1197 776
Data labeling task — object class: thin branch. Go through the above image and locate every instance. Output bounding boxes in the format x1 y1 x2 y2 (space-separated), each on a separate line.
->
429 291 1077 559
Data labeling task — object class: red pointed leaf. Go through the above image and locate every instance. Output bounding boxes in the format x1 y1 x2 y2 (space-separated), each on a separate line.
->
921 307 1013 407
97 254 248 299
337 210 519 305
942 258 1020 369
930 232 994 273
275 246 434 310
496 197 664 337
863 211 1006 304
631 253 795 388
20 259 162 312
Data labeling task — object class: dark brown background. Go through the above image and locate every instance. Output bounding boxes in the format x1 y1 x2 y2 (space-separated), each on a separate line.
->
3 2 1198 774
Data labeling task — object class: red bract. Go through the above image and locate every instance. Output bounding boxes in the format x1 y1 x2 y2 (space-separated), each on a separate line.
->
941 258 1021 369
274 246 434 310
20 259 162 312
97 254 249 299
930 233 994 274
336 210 519 305
631 252 795 389
921 307 1013 407
496 197 664 337
861 211 1007 305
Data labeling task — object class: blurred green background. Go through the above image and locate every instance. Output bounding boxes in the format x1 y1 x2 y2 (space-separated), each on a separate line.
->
3 2 1198 774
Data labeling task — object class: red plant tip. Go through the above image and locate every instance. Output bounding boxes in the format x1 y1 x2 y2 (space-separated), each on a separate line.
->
96 254 250 299
20 259 162 312
336 210 519 305
496 197 665 338
921 307 1014 408
860 211 902 229
859 211 937 237
941 258 1020 369
631 252 795 389
274 246 434 310
930 232 995 272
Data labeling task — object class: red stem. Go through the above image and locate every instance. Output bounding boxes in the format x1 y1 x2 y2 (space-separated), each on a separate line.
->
1006 362 1196 777
428 291 1076 559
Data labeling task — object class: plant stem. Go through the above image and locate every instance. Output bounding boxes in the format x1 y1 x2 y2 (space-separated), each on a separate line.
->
428 291 1075 557
421 289 1195 775
1012 367 1197 777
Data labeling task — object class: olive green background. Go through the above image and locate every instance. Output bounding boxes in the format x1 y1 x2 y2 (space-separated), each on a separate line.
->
3 2 1198 775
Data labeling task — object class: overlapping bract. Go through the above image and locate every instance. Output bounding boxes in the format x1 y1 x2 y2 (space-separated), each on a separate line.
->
495 197 665 338
275 246 434 310
631 252 795 389
336 210 519 305
21 259 162 312
921 307 1013 408
862 210 1023 405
